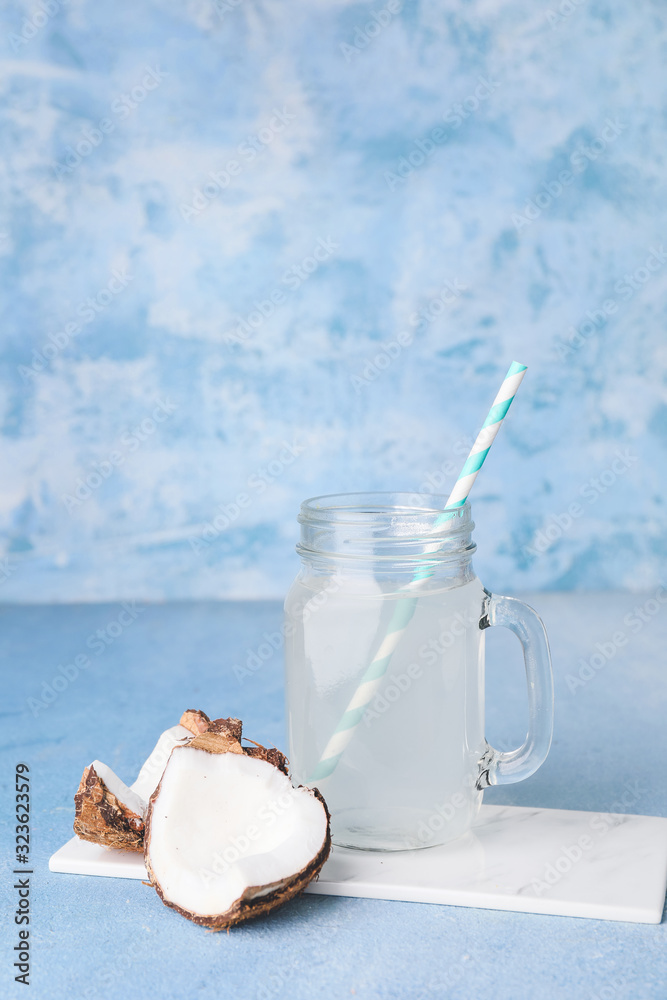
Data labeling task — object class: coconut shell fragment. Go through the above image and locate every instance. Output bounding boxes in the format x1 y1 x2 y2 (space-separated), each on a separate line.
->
242 745 289 775
205 716 243 740
144 720 331 930
74 763 145 853
179 709 211 735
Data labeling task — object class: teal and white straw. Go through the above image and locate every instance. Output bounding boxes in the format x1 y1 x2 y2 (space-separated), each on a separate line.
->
309 361 528 783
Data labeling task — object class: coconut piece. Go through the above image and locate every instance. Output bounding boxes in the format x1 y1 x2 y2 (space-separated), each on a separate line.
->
130 724 192 802
179 709 211 735
73 716 199 853
74 761 146 852
144 722 330 929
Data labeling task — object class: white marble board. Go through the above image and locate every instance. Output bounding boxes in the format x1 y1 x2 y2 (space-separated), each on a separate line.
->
49 803 667 924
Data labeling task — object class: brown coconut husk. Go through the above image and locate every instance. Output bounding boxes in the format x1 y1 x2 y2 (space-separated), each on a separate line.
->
73 764 144 852
242 745 289 775
179 708 211 735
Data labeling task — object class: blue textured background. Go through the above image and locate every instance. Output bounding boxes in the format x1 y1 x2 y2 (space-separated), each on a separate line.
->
1 0 666 601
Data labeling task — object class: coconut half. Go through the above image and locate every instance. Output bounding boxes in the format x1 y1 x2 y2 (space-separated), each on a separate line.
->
74 761 146 852
144 719 331 929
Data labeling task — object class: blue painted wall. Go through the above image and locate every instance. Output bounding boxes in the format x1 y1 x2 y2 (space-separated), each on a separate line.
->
1 1 666 601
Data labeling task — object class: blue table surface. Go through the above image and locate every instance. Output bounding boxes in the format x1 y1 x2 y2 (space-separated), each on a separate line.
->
1 593 666 1000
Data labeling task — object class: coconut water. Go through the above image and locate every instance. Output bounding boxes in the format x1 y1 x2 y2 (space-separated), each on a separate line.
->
284 575 488 851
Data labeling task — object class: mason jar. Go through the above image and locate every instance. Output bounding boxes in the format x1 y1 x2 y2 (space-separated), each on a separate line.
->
284 492 553 852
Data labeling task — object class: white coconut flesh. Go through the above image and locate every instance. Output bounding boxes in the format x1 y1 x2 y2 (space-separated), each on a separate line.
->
91 760 147 818
147 748 329 919
131 724 192 802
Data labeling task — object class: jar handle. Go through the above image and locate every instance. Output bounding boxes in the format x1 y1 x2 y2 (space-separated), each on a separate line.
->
477 592 554 789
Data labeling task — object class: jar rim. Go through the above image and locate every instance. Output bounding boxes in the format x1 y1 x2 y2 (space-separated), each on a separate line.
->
299 491 472 526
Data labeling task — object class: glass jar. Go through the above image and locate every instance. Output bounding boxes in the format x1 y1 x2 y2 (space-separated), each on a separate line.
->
284 492 553 852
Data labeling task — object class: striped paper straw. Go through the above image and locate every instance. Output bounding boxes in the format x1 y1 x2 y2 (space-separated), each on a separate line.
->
309 361 527 782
